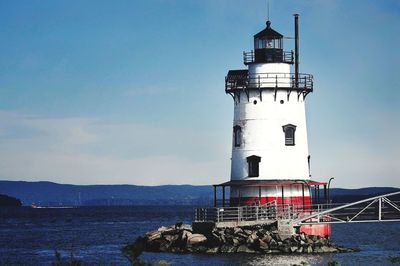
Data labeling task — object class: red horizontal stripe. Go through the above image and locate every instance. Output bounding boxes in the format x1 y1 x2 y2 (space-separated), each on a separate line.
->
230 196 312 208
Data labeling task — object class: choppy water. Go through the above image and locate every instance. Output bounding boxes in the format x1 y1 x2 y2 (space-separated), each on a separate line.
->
0 206 399 265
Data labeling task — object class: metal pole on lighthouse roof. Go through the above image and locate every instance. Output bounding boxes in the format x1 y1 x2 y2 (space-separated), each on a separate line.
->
294 14 299 88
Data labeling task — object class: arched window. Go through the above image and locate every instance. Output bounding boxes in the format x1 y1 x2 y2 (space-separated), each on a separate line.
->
282 124 296 146
247 155 261 177
233 125 242 147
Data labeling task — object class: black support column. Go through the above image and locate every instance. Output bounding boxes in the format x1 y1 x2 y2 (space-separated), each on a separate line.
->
213 185 217 207
222 186 225 207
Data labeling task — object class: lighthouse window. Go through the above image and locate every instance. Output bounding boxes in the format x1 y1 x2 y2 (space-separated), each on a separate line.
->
233 125 242 147
282 124 297 146
255 38 282 49
247 155 261 177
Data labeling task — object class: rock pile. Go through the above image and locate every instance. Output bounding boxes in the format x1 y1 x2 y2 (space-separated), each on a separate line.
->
130 222 355 254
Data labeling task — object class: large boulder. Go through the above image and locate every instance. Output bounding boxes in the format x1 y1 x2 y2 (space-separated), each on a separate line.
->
233 227 243 235
220 244 236 253
204 232 221 247
321 246 338 253
237 244 255 253
231 237 240 247
306 245 313 253
258 239 269 250
300 232 306 241
146 230 162 242
176 223 192 232
187 234 207 245
206 247 220 254
181 230 192 241
269 239 278 249
236 232 248 239
261 233 273 244
157 226 174 233
163 234 179 243
243 229 252 235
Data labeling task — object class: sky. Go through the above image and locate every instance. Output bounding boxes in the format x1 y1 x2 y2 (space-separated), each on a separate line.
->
0 0 399 188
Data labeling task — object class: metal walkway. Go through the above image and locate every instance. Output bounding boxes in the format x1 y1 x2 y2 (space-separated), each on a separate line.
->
294 191 400 226
194 191 400 227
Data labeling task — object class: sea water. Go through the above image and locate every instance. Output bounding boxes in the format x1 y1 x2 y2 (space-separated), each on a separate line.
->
0 206 399 265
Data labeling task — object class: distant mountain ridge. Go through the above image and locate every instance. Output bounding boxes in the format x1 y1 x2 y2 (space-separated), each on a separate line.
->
0 180 398 206
0 180 213 206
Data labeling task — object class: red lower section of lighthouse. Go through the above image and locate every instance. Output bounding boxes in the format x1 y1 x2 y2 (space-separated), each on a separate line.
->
214 180 331 237
230 196 330 237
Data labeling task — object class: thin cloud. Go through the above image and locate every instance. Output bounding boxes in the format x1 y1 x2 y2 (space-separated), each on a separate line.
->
0 110 229 185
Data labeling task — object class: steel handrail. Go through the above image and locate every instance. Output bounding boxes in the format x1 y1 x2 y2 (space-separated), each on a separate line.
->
225 72 313 92
294 190 400 224
195 200 278 223
195 192 400 224
243 50 294 64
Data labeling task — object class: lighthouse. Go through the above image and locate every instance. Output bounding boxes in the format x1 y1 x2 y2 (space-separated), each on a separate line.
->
213 15 330 236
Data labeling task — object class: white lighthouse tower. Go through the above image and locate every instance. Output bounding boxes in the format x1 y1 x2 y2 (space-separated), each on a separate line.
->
214 15 330 236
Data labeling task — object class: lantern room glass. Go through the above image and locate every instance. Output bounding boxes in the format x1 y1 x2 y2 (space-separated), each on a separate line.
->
254 37 282 49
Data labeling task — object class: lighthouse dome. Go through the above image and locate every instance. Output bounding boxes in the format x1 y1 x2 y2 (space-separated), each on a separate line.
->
254 21 283 39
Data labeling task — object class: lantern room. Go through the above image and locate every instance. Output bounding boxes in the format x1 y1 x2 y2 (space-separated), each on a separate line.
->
248 20 293 64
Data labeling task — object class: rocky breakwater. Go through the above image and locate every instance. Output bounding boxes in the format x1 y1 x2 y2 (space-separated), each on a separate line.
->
126 222 356 255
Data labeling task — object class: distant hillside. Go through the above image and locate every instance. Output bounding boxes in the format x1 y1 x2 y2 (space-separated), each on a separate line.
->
329 187 400 203
0 180 398 206
0 181 213 206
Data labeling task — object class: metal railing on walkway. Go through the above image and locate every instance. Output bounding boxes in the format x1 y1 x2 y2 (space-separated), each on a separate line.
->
194 191 400 226
294 191 400 225
195 201 278 223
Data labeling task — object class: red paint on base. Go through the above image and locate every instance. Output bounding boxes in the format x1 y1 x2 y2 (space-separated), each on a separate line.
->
230 196 331 237
300 224 331 237
230 196 311 209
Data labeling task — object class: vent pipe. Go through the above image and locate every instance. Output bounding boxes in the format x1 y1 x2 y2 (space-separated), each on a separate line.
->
294 14 299 88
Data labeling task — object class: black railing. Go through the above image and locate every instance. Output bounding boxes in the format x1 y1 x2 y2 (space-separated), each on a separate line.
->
195 201 278 223
243 50 294 65
215 199 231 207
225 72 313 93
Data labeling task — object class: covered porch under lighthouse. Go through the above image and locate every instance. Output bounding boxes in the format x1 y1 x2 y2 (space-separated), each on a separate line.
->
210 179 332 236
212 180 329 208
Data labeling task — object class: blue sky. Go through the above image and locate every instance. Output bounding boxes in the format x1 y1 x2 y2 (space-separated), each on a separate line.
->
0 0 399 187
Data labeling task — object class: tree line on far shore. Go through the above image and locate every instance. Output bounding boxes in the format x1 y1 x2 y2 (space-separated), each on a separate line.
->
0 194 22 207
